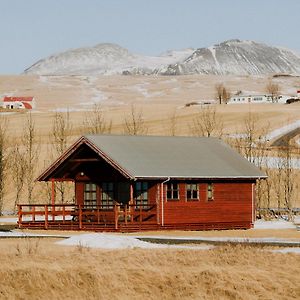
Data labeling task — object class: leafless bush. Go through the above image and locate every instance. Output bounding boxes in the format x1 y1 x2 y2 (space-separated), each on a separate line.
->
123 105 148 135
82 103 112 134
190 106 223 137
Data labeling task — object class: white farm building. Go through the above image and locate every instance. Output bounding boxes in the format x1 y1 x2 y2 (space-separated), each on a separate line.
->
228 94 291 104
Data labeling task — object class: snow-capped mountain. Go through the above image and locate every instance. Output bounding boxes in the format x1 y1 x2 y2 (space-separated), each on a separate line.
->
24 43 194 75
160 40 300 75
24 40 300 76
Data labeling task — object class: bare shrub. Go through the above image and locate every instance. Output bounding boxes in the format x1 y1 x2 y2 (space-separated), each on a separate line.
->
215 83 231 104
265 80 280 102
22 113 40 204
190 106 223 137
82 103 112 134
0 116 8 215
123 104 148 135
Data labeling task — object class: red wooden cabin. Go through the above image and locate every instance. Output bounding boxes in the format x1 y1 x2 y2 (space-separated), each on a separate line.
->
18 135 266 232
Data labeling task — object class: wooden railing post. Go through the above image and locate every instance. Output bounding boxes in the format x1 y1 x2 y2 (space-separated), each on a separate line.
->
78 205 82 230
114 204 118 230
32 206 35 222
97 207 100 224
18 205 22 228
125 204 128 225
139 203 142 224
62 205 65 223
44 205 48 229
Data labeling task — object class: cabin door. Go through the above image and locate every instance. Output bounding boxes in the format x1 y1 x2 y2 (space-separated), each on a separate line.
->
117 182 130 206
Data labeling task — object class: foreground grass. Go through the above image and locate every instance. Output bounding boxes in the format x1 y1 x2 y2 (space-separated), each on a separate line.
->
0 238 299 300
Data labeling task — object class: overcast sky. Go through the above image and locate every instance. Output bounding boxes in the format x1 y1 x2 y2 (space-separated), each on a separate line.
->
1 0 300 74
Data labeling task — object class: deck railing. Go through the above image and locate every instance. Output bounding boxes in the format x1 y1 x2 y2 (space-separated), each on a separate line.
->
17 203 157 230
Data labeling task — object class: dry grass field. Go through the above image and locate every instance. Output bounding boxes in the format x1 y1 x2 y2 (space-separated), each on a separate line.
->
0 236 299 300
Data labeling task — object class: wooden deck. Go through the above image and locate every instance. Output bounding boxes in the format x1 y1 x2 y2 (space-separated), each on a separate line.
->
18 203 158 232
17 203 251 232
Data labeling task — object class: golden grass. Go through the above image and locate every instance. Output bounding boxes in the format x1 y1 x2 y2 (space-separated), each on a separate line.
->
0 237 299 300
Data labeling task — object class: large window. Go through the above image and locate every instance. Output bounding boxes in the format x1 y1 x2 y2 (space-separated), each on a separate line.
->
186 183 199 201
84 183 97 209
167 182 179 200
135 182 148 209
101 182 114 210
207 183 214 201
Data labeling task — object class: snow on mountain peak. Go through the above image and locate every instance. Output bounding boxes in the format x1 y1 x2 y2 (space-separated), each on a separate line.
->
24 40 300 76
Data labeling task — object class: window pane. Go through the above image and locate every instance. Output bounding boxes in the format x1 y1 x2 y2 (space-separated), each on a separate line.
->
167 191 172 199
136 182 141 190
192 190 198 199
187 190 191 199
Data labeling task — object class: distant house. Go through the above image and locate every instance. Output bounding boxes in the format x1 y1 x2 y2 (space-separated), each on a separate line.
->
228 94 290 104
2 96 35 109
18 135 266 232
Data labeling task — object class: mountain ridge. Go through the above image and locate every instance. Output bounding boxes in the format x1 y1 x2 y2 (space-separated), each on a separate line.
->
24 40 300 76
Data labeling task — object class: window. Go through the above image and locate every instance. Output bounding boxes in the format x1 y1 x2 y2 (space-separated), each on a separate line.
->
167 182 179 200
135 182 148 209
207 183 214 201
186 183 199 201
84 183 97 209
101 182 114 210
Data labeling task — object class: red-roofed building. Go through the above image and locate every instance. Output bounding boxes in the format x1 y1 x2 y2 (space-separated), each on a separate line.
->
2 96 36 109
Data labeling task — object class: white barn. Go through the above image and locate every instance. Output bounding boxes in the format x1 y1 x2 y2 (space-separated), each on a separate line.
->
228 94 291 104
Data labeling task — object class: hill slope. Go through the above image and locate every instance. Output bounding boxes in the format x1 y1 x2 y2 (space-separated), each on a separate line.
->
24 40 300 76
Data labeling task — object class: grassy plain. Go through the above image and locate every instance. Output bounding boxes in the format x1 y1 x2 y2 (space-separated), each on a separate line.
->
0 237 299 300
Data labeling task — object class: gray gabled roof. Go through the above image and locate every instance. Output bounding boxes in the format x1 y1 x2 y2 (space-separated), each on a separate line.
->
85 135 266 180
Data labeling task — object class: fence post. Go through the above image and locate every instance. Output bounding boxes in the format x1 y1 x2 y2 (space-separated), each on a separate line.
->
114 204 118 230
79 205 82 230
44 205 48 229
18 205 22 228
125 204 128 225
32 206 35 222
139 203 142 224
62 205 65 223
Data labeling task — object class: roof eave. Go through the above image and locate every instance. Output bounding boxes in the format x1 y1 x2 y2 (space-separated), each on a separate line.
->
132 175 268 180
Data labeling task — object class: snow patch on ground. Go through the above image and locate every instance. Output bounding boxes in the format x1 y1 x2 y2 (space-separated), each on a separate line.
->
254 220 297 229
272 247 300 254
265 120 300 141
0 112 17 116
56 233 213 250
253 156 300 169
50 107 88 112
0 231 70 238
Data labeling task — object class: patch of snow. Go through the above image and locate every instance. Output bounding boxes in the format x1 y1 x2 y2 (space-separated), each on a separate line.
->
265 120 300 141
254 220 297 229
0 230 71 238
208 46 220 69
50 107 88 112
56 233 214 250
0 217 17 223
0 112 17 116
253 156 300 169
271 247 300 254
